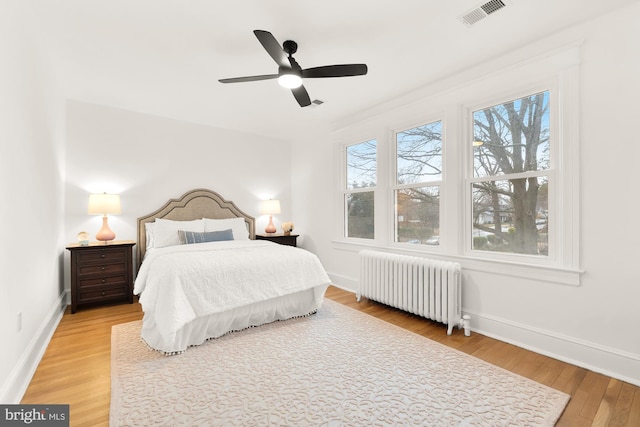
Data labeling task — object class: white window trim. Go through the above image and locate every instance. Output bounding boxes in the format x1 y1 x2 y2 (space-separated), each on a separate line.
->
460 71 579 278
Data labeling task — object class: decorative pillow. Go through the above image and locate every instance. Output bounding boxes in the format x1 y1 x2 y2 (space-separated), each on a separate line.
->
203 217 250 240
153 218 205 248
178 229 234 244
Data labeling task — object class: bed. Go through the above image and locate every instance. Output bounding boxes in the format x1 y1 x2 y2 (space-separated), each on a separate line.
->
134 188 331 354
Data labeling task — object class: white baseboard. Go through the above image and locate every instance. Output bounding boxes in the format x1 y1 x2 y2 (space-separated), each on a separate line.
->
330 270 640 387
467 310 640 387
328 273 357 292
0 291 67 403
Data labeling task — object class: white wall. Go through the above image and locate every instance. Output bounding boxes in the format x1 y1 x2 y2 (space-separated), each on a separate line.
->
64 101 293 274
293 3 640 385
0 2 66 403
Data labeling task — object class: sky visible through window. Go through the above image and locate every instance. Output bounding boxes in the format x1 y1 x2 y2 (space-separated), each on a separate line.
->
346 140 376 189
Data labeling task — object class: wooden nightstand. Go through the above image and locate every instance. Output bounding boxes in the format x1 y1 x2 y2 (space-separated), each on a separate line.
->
66 240 135 313
255 233 299 247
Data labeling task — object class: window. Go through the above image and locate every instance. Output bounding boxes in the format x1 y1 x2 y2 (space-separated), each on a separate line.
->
394 121 442 245
470 91 550 256
344 140 377 239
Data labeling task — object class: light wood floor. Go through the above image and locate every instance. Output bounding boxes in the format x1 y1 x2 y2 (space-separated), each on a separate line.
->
21 286 640 426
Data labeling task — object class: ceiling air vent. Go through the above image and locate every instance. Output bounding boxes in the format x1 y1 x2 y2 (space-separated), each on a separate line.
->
461 0 508 27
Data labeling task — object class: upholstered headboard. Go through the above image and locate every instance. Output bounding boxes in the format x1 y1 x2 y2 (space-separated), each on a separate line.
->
136 188 255 268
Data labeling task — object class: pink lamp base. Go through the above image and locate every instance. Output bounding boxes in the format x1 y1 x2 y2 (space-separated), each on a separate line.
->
265 215 277 234
96 215 116 242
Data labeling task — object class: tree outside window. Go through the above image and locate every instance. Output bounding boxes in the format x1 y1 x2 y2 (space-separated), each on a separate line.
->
395 121 442 245
471 91 550 255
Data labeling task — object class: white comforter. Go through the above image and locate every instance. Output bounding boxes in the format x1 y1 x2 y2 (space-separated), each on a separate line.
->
134 240 331 343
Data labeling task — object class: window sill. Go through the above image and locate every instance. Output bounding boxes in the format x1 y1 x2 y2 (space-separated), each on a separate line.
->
331 239 583 286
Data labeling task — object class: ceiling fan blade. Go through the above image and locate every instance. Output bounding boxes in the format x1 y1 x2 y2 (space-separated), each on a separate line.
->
291 85 311 107
253 30 290 68
302 64 368 78
218 74 278 84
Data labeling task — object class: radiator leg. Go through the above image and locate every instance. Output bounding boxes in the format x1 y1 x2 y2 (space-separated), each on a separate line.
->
462 315 471 337
451 315 471 336
356 292 361 302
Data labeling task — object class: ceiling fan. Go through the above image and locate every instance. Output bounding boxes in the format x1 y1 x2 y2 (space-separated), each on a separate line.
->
218 30 368 107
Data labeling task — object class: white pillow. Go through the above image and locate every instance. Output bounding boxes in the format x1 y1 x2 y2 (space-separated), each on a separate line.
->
203 217 249 240
153 218 205 248
145 222 155 250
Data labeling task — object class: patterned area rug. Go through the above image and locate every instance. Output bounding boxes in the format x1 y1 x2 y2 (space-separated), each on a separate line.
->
110 300 569 426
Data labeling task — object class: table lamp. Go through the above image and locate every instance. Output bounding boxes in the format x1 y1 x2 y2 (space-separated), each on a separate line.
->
260 199 281 234
88 193 121 242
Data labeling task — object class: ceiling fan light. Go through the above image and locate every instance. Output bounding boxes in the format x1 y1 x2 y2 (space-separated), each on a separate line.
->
278 73 302 89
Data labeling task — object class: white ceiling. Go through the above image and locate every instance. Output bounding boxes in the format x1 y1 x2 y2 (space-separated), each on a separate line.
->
29 0 636 141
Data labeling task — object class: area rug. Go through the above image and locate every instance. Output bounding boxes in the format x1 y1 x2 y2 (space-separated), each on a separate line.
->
110 300 569 426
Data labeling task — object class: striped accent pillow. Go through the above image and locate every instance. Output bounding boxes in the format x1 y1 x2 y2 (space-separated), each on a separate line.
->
178 229 234 245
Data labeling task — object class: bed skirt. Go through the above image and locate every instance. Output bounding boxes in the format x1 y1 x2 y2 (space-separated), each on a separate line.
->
140 285 328 354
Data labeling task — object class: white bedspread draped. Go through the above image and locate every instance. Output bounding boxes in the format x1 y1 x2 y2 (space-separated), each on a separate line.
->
134 240 331 345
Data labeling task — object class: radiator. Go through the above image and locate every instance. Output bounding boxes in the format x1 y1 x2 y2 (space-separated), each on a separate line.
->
358 250 464 335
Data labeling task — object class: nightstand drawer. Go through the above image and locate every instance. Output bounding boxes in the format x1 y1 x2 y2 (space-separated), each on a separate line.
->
76 247 127 264
78 274 128 289
78 262 127 276
79 285 129 302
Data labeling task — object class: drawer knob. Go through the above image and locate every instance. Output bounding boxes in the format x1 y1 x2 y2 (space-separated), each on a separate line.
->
101 254 106 258
101 291 106 296
101 266 106 271
101 279 106 283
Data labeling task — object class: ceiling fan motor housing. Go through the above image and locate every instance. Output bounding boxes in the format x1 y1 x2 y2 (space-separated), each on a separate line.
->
283 40 298 55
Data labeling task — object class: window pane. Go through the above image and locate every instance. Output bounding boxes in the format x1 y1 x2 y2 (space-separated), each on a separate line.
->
473 91 550 178
346 192 374 239
346 140 377 190
396 187 439 245
472 177 548 255
397 121 442 184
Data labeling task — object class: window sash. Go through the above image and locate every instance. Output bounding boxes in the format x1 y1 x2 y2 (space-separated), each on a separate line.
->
471 176 548 256
396 121 443 185
466 88 555 260
345 192 375 239
345 140 377 190
343 139 377 240
472 91 550 179
394 186 440 245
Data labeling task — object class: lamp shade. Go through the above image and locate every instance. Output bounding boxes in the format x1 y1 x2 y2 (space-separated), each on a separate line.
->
260 199 281 215
88 193 121 215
